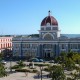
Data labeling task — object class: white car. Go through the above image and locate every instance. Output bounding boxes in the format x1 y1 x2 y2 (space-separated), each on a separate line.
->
49 60 54 63
1 60 7 64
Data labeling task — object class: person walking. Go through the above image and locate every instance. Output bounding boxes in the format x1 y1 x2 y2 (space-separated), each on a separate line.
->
25 72 28 77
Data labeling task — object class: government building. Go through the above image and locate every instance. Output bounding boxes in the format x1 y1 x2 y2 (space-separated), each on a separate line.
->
12 11 80 58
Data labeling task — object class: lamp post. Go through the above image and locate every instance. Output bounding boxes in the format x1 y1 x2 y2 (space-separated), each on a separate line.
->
9 53 12 72
10 58 12 72
7 55 12 72
40 66 43 80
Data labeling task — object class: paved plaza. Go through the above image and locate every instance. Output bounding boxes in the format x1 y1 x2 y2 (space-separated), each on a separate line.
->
0 72 51 80
0 61 51 80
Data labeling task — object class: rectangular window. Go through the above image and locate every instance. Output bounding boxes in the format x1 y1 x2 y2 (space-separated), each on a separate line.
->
15 44 19 48
61 44 65 49
46 27 51 30
22 44 30 48
41 27 44 30
52 27 58 30
78 44 80 49
70 44 78 49
32 44 37 48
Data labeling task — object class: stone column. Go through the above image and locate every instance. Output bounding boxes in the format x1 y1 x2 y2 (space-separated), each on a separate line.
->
52 44 54 57
41 44 44 58
37 44 40 57
37 44 43 58
66 44 68 53
57 44 60 56
19 42 23 57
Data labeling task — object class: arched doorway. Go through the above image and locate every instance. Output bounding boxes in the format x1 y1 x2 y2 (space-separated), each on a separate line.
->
44 50 51 58
43 44 53 58
47 52 50 57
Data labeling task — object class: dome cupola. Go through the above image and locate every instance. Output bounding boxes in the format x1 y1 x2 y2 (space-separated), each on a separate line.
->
41 11 58 26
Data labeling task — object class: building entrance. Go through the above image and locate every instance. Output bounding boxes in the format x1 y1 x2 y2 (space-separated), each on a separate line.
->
43 44 53 58
44 50 51 58
47 53 50 57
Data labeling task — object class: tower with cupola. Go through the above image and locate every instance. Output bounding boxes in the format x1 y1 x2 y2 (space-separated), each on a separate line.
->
39 11 61 40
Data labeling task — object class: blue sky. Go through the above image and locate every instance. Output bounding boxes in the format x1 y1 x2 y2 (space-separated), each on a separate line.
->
0 0 80 35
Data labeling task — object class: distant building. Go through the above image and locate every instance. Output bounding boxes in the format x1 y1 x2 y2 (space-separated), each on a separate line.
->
0 37 12 53
12 11 80 58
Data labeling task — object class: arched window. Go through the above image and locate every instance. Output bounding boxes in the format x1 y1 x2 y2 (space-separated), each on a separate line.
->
43 34 53 40
8 43 9 47
1 44 2 48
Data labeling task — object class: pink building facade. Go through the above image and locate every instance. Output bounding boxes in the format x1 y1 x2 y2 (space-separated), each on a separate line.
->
0 37 12 53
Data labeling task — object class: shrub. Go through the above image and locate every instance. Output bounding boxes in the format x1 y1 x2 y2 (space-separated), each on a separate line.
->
65 58 75 71
15 69 30 72
32 69 38 73
34 63 49 67
11 65 20 69
17 60 26 67
11 64 25 69
43 68 49 72
67 77 73 80
15 68 38 73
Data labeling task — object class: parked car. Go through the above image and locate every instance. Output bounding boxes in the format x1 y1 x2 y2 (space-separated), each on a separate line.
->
30 58 44 62
1 60 7 64
32 59 39 62
39 59 44 62
49 60 54 63
30 58 39 62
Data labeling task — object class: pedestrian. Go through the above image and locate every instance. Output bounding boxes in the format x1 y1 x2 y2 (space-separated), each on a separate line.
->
47 74 49 78
25 72 28 77
37 71 40 78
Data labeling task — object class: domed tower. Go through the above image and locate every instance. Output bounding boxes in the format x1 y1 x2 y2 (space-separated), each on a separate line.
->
39 11 61 40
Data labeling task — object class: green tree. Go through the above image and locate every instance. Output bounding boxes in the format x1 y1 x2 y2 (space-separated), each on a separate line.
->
72 53 80 64
49 65 66 80
0 52 3 61
17 60 25 67
60 52 67 64
67 51 74 60
0 62 7 77
65 58 75 71
2 49 12 59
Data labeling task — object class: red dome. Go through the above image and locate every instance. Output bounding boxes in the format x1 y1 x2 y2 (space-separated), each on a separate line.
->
41 14 58 26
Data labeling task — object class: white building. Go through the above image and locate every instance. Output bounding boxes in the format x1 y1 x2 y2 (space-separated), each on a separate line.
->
12 11 80 58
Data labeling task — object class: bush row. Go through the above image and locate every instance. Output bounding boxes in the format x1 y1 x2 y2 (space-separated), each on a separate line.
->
34 63 49 67
15 69 38 73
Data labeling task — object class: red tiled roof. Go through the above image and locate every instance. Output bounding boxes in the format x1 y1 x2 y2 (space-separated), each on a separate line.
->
41 16 58 26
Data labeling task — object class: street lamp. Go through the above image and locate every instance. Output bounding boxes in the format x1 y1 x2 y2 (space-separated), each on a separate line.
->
10 58 12 72
7 55 12 72
40 66 43 80
9 53 12 72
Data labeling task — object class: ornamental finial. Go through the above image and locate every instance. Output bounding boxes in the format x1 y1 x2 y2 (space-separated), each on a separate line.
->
48 10 51 16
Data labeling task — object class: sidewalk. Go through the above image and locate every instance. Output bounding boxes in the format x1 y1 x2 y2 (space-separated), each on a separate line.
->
0 72 51 80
